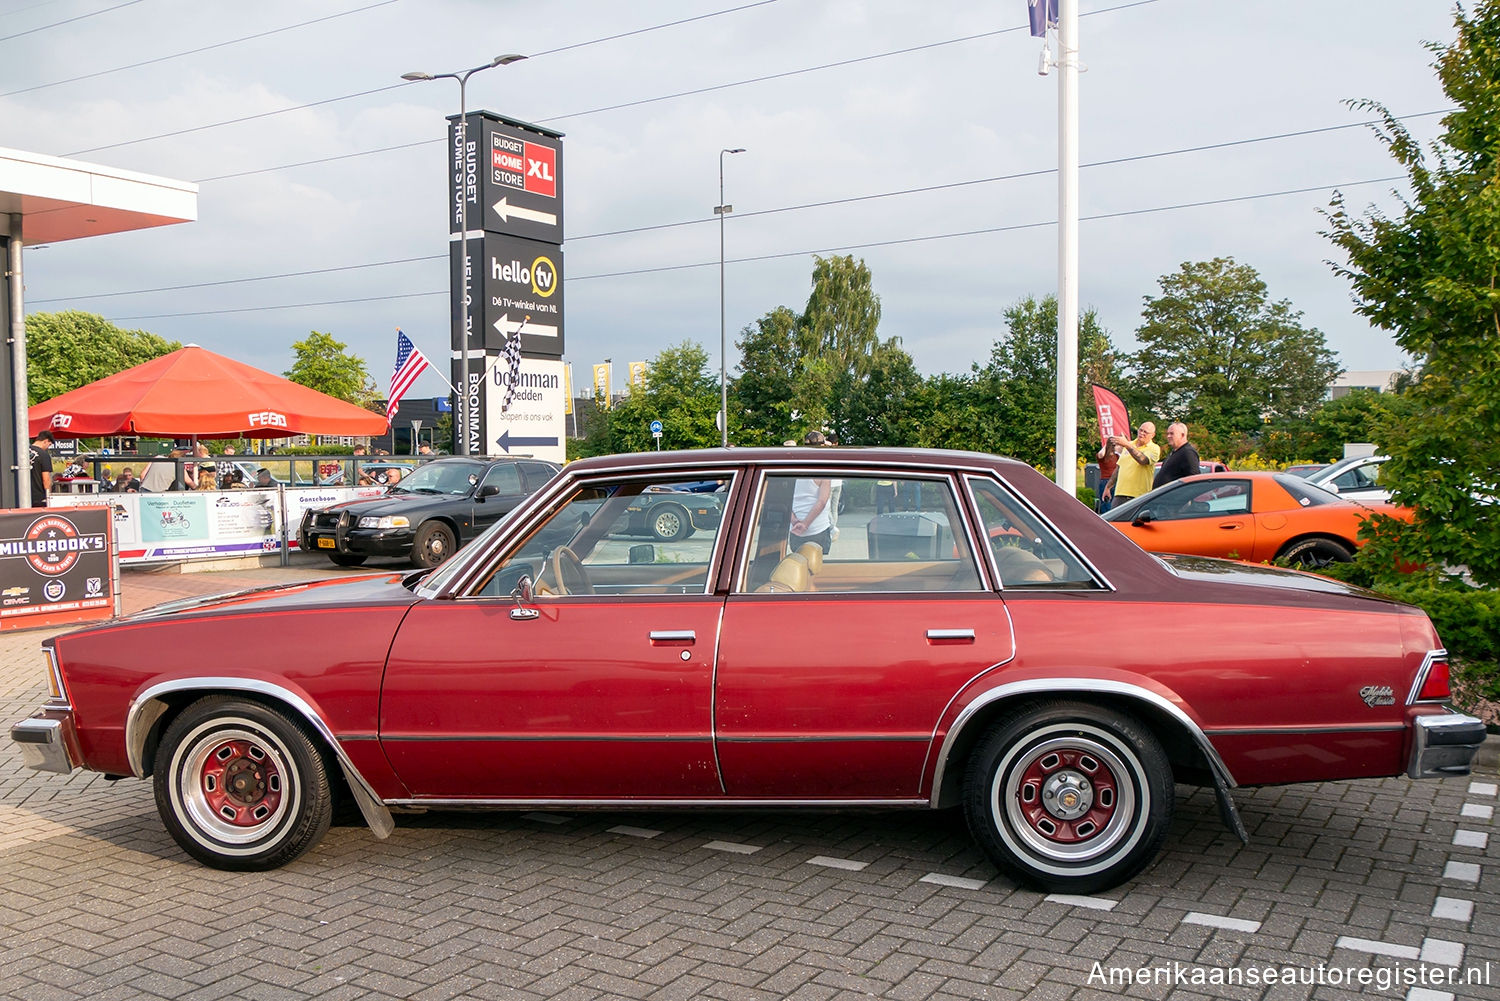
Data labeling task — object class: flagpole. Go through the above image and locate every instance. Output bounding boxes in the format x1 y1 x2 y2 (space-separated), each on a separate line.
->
1054 0 1079 496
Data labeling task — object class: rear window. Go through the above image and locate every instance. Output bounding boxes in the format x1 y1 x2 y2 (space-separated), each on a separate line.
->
1276 473 1337 506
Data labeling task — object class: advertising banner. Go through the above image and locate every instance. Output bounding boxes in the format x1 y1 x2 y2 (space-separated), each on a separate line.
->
448 112 565 246
55 486 383 564
485 357 567 464
450 232 564 358
0 506 117 630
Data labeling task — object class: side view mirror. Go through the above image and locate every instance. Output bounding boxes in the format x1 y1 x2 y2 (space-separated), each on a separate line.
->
1132 510 1155 527
510 574 539 620
477 484 502 499
628 544 655 564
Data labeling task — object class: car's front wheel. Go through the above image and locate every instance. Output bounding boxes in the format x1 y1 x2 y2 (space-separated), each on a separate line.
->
963 701 1172 893
153 697 333 870
411 521 457 568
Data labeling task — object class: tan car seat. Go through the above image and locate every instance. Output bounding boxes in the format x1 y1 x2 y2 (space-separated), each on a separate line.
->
755 552 811 593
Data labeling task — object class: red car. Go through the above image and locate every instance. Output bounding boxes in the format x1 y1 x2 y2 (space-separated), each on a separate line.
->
10 448 1484 892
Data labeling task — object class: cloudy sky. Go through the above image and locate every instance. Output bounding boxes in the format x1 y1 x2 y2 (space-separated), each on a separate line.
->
5 0 1458 403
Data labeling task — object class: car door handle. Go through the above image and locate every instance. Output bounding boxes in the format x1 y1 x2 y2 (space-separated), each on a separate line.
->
926 628 975 643
649 630 696 645
1218 522 1242 531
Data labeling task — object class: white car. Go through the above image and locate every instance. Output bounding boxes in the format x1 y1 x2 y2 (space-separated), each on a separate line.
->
1306 454 1389 502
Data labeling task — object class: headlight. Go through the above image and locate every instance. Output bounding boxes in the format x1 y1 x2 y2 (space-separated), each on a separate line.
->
358 515 410 529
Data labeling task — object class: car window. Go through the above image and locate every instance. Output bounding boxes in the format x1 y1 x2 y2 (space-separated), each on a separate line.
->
1333 461 1381 491
966 477 1101 588
1276 474 1337 506
479 463 523 495
520 462 557 492
474 475 730 597
737 474 982 594
1137 479 1252 520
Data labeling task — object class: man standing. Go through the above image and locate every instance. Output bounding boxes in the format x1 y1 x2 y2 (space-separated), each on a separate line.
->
1095 439 1120 514
140 449 185 492
1101 422 1159 506
29 430 55 506
1153 422 1200 489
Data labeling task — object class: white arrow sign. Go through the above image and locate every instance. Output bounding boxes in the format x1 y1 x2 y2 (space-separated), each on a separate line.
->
491 197 558 228
492 313 559 338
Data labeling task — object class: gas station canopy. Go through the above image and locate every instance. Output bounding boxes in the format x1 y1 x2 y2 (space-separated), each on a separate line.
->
0 145 197 244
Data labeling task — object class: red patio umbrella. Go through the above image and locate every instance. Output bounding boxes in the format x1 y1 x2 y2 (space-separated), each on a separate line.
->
29 345 390 439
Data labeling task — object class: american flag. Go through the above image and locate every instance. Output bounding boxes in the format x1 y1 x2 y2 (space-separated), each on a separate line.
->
387 329 430 423
500 318 526 412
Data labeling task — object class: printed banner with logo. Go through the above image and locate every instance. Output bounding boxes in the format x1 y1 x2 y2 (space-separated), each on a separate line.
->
0 506 117 630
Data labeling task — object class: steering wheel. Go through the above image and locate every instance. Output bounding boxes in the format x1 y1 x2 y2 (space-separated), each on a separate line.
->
547 545 593 596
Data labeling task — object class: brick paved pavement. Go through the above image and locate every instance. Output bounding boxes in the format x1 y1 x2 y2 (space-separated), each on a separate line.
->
2 560 1496 1000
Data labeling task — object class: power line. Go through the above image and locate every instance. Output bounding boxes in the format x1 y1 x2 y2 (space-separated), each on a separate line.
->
101 173 1407 322
0 0 144 43
3 0 402 100
35 109 1444 306
76 0 1156 165
62 0 789 158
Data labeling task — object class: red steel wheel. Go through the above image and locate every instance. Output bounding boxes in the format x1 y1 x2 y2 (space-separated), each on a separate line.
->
153 697 332 870
964 700 1173 893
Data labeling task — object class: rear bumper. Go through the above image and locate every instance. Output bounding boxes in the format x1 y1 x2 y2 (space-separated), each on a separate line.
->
1408 712 1488 779
10 716 76 774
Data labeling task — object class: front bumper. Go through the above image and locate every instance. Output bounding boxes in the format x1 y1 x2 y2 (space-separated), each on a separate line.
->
1408 712 1488 779
10 716 76 774
302 525 414 558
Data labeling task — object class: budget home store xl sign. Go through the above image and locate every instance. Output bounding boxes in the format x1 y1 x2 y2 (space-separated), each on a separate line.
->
448 110 565 461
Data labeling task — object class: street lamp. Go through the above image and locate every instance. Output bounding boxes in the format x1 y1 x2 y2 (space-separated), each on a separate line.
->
715 147 745 448
401 53 528 455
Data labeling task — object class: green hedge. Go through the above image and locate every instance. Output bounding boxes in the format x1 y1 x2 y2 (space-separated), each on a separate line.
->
1375 582 1500 702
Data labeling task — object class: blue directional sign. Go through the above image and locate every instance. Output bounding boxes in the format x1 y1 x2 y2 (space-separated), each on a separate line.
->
649 420 663 435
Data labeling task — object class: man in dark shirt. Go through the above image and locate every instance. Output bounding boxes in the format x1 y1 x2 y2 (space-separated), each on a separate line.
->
1153 422 1200 489
29 430 54 507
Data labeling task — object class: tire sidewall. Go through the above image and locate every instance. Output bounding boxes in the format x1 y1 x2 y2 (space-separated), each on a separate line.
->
153 698 331 870
1281 537 1352 566
964 702 1173 893
651 504 688 541
412 521 456 568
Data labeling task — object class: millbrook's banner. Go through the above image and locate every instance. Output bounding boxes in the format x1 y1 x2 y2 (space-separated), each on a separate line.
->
0 506 118 630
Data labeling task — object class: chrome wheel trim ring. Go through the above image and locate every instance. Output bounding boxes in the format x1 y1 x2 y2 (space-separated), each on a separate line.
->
990 723 1149 876
169 719 300 854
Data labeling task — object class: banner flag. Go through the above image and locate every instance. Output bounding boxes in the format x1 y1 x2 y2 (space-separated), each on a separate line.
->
1091 384 1130 445
1028 0 1058 37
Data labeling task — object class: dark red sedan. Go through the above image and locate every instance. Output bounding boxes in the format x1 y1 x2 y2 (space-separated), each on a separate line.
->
10 448 1485 892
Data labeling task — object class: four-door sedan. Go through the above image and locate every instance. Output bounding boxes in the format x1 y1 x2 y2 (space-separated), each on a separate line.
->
1104 470 1411 567
11 448 1484 892
299 455 558 568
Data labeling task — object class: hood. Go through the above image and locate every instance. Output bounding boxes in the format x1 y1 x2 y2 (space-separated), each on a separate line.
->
321 490 469 518
1157 554 1401 602
110 570 426 625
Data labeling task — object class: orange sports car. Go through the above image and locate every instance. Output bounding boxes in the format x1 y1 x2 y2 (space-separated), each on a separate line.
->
1102 471 1411 567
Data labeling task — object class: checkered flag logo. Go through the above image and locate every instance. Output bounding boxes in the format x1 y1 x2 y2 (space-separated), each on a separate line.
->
501 317 526 412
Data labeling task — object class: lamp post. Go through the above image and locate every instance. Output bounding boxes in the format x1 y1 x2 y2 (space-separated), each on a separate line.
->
401 53 527 456
715 148 745 448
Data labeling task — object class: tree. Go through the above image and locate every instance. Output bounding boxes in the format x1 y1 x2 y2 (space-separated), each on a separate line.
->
734 255 909 444
25 311 180 404
1324 1 1500 586
592 342 721 453
973 295 1123 468
285 331 376 405
1129 259 1342 439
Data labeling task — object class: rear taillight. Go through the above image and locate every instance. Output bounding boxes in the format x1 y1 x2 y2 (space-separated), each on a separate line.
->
1418 657 1451 701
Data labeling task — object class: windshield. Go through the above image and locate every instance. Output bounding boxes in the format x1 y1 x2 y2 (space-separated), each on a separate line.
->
389 459 482 495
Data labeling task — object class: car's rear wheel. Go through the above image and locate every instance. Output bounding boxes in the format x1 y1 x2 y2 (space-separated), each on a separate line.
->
328 553 366 567
963 701 1172 893
153 697 332 871
411 521 456 568
1278 536 1353 568
650 503 691 542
